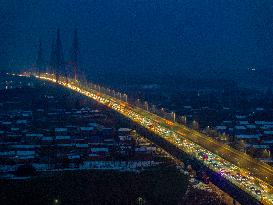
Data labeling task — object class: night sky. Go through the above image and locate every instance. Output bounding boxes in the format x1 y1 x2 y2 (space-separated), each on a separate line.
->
0 0 272 82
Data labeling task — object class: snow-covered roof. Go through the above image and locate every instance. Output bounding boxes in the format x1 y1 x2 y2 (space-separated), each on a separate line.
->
16 150 35 156
2 121 12 125
91 147 109 152
102 127 112 131
252 144 269 149
57 144 73 147
48 112 57 115
255 121 273 125
223 121 232 124
118 128 132 132
16 120 27 124
88 153 99 157
184 106 192 109
263 131 273 135
104 139 115 142
146 147 156 151
66 125 77 128
68 154 80 159
135 147 156 152
261 125 273 129
91 109 100 113
46 95 54 99
7 134 20 138
235 115 246 119
0 151 15 157
80 127 94 131
75 143 89 148
11 145 41 149
238 121 249 125
22 113 31 117
55 128 68 132
135 147 147 152
215 126 227 130
263 140 273 144
41 136 53 141
235 126 246 130
88 122 99 127
36 109 44 112
26 133 43 137
246 125 256 129
119 136 132 141
235 134 261 139
11 127 19 131
56 136 71 140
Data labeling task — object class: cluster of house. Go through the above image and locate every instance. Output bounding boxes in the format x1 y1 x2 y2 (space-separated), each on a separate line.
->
0 107 158 176
215 110 273 163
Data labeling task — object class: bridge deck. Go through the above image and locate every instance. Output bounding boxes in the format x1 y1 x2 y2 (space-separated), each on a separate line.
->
21 73 273 205
135 106 273 186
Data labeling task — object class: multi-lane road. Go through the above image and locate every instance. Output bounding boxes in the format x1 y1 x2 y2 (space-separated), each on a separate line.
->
22 73 273 205
134 105 273 184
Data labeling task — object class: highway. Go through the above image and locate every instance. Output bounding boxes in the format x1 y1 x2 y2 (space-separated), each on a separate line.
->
138 107 273 185
21 73 273 205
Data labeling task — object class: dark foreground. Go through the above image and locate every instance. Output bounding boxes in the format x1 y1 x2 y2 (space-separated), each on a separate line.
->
0 165 188 205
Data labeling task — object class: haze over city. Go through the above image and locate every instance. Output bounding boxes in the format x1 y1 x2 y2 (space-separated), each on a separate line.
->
0 1 273 205
1 0 273 86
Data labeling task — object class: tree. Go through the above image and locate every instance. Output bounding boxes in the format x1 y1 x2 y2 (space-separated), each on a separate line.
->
14 164 37 177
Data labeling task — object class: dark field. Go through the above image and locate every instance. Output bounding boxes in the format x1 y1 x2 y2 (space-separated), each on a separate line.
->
0 166 188 205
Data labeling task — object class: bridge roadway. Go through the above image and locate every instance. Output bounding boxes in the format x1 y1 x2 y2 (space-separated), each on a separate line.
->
26 73 273 205
135 107 273 185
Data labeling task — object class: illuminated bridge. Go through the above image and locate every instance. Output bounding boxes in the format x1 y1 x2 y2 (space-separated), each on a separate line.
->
19 72 273 205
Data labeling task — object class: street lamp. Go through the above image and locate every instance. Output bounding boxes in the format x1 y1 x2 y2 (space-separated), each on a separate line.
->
136 196 146 205
53 199 59 204
144 101 149 111
124 94 128 103
193 120 199 130
171 111 176 122
113 90 116 97
180 116 187 124
152 104 156 113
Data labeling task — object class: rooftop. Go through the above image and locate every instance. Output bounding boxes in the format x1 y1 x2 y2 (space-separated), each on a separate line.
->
118 128 132 132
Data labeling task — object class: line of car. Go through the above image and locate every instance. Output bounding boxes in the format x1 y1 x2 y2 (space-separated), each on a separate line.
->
38 74 273 205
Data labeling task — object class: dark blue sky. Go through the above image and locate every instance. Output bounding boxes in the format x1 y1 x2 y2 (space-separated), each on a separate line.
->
0 0 272 81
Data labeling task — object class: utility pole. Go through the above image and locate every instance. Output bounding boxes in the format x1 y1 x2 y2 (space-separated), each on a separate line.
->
70 28 79 81
36 38 43 77
54 28 64 82
49 38 55 75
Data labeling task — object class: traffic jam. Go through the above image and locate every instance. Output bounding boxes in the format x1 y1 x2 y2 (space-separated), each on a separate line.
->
35 73 273 204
